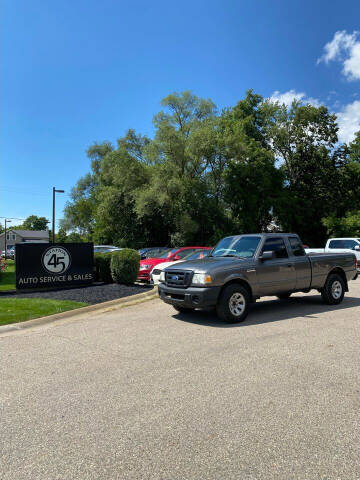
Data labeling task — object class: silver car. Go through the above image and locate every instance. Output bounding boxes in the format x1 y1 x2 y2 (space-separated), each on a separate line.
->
94 245 122 254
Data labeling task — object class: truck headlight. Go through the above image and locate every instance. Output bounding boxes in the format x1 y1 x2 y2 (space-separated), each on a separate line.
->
159 271 165 282
192 273 212 285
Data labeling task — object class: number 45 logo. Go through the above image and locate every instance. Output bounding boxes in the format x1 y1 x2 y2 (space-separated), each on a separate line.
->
42 247 71 274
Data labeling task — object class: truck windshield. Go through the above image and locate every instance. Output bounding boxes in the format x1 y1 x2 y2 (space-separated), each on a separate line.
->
211 236 261 258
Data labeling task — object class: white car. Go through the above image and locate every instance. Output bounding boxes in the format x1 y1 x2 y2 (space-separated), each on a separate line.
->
94 245 122 254
305 238 360 272
1 248 15 259
151 248 211 284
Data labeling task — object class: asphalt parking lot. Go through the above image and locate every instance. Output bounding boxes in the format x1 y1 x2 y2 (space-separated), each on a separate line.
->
1 280 360 479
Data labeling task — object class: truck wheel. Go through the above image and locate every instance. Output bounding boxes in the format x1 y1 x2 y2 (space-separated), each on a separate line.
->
321 274 345 305
173 305 195 314
216 284 250 323
277 293 291 300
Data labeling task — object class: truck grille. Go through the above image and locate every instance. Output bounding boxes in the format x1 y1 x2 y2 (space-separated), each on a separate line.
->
165 270 193 287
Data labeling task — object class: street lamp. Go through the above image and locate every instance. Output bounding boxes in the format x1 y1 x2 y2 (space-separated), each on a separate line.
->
52 187 65 243
4 219 11 259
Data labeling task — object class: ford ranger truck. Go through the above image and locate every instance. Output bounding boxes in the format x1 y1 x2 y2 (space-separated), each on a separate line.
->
158 233 358 323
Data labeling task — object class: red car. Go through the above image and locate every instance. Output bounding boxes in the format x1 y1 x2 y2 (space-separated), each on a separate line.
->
137 246 210 282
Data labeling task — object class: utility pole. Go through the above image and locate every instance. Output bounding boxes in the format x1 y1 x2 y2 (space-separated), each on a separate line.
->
4 219 11 259
52 187 65 243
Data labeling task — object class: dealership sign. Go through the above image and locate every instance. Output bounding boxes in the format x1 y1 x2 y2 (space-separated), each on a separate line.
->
15 243 94 290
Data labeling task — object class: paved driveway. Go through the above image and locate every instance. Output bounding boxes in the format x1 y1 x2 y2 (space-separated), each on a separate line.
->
1 281 360 479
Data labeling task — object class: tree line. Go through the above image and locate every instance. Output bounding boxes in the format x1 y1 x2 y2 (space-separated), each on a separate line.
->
60 90 360 247
0 216 83 243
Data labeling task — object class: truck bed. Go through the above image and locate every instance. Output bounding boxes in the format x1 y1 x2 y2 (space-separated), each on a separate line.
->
307 252 357 289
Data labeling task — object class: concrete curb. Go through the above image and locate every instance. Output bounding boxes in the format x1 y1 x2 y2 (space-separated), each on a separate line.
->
0 287 158 335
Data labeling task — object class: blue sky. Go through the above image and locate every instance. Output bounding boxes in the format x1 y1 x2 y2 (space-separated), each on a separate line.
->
1 0 360 228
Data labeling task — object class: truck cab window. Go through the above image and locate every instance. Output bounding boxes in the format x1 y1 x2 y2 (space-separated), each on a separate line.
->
261 237 288 258
289 237 306 256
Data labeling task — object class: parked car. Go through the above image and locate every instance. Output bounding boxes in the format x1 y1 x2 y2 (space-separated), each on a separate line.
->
305 238 360 272
158 233 358 323
144 247 172 259
137 246 209 282
1 248 15 259
151 248 211 284
138 247 169 260
94 245 122 253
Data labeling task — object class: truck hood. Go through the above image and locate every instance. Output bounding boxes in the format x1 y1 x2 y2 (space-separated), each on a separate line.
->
164 256 255 274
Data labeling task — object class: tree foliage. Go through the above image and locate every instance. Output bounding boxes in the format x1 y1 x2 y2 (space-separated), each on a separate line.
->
14 215 49 231
62 91 360 247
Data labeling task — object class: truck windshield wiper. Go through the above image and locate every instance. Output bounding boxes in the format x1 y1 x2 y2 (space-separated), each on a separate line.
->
222 254 245 258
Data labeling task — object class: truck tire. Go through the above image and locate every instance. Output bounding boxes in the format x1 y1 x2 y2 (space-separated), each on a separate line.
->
216 284 250 323
277 293 292 300
173 305 195 314
321 274 345 305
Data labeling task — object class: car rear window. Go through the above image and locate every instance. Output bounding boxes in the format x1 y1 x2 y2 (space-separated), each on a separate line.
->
175 249 197 259
158 249 177 258
183 249 210 260
329 240 358 249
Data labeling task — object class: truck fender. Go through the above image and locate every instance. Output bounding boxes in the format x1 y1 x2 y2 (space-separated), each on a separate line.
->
219 275 254 301
326 267 349 292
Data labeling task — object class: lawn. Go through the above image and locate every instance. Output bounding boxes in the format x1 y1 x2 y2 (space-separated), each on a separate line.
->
0 298 88 326
0 259 15 291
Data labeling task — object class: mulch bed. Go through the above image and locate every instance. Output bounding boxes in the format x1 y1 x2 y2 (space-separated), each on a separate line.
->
0 283 153 305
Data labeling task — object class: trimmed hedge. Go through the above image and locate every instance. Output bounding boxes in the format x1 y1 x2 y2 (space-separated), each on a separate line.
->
94 252 113 283
110 249 140 284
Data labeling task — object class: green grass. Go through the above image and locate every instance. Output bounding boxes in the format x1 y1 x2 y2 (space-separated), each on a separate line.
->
0 259 15 291
0 298 88 326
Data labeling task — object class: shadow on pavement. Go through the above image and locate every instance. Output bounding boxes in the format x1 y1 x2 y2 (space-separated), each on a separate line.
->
172 294 360 328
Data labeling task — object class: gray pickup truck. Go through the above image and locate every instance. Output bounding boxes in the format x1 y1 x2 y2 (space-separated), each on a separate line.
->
158 233 358 323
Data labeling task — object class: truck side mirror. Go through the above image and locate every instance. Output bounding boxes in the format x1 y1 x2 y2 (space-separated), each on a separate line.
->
354 245 360 251
259 251 275 261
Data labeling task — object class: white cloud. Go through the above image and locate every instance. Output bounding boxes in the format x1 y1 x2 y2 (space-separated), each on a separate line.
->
336 100 360 143
270 89 305 106
269 90 360 144
318 30 360 81
269 90 320 107
343 41 360 80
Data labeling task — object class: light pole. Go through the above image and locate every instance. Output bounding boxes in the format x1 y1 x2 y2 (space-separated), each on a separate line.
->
52 187 65 243
4 219 11 259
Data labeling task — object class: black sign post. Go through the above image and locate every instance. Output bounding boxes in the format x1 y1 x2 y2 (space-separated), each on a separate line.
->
15 243 94 290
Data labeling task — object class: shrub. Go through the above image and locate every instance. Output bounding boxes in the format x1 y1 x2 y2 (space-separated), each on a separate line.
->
110 249 139 284
94 252 113 283
0 258 7 280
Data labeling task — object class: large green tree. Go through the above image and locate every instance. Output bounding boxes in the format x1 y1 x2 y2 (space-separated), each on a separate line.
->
322 131 360 238
16 215 49 231
262 100 344 244
62 90 360 248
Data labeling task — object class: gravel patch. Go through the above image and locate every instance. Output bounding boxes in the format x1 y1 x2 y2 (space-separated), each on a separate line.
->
1 283 153 304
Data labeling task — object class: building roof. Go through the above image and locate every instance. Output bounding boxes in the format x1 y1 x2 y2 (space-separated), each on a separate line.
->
0 229 49 238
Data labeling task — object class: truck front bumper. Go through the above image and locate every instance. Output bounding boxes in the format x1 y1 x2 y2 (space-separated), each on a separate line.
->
158 284 221 308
